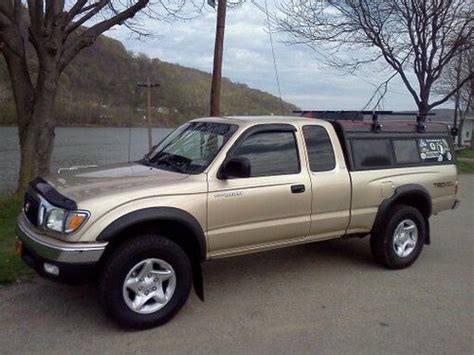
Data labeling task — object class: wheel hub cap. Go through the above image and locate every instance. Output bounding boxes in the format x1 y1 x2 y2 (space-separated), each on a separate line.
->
393 219 418 258
122 258 176 314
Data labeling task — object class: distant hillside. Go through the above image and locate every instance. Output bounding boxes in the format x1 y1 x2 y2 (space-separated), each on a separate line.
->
0 35 297 127
376 109 455 123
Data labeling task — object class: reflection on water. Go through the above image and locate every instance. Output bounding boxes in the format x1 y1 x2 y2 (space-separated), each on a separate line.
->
0 126 171 193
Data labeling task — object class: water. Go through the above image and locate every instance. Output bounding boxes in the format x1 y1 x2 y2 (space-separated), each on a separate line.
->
0 126 171 194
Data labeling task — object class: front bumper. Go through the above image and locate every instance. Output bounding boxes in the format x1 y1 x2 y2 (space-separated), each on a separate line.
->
17 216 107 283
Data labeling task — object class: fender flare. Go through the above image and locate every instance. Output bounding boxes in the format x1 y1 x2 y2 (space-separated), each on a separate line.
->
371 184 432 244
97 207 207 261
96 207 207 301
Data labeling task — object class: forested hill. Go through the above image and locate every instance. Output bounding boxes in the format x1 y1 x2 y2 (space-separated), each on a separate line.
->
0 35 297 127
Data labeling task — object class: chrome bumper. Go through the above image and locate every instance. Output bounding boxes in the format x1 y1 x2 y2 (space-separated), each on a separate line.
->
17 219 107 264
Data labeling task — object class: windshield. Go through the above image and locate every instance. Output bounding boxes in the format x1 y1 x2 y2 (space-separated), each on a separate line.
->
140 121 238 174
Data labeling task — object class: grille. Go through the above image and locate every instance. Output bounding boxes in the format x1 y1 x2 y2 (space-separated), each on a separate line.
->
24 193 40 226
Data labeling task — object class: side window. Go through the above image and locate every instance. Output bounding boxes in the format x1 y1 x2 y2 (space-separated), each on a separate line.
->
303 126 336 172
418 138 453 163
393 140 420 164
232 131 300 177
352 139 393 169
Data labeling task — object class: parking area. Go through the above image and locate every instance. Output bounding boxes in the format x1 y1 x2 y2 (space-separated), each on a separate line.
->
0 175 473 354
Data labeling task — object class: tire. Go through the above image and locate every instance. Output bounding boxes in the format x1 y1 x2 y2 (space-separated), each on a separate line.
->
370 204 426 269
98 234 192 329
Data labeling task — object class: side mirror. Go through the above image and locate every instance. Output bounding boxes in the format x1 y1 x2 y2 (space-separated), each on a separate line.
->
218 156 251 179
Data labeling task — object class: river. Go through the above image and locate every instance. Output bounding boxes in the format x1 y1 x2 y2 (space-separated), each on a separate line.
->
0 126 171 194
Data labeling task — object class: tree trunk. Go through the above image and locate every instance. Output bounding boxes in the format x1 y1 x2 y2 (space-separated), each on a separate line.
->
453 91 460 144
417 83 432 123
17 121 56 192
458 109 468 147
17 69 58 194
418 101 430 122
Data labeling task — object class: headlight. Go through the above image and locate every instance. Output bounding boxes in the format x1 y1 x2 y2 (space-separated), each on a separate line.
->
45 209 89 233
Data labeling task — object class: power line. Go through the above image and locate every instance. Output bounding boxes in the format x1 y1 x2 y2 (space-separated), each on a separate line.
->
251 0 408 109
262 0 284 114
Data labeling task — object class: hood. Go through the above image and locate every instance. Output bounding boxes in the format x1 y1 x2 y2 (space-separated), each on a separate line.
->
45 162 192 203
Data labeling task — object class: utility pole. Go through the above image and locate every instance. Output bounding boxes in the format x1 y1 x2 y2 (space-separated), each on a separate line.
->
210 0 227 117
137 78 159 151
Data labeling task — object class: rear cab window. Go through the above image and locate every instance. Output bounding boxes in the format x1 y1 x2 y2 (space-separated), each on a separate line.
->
302 125 336 172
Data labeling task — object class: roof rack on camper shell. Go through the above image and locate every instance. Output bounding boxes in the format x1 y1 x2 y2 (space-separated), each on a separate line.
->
293 110 437 133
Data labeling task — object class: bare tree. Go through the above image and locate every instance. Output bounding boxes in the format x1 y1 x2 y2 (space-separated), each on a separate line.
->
0 0 202 192
436 46 473 144
278 0 473 119
0 84 9 104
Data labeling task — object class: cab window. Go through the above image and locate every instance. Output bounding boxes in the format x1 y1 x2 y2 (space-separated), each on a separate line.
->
232 131 300 177
303 126 336 172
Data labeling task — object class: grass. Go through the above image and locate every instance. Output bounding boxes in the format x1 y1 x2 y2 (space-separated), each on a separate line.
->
456 148 474 173
0 195 34 284
457 160 474 173
457 148 474 160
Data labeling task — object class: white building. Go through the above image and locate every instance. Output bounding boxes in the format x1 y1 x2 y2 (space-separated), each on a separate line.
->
459 116 473 147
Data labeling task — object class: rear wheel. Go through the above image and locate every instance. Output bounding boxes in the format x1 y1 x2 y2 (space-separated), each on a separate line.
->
370 204 426 269
99 235 192 329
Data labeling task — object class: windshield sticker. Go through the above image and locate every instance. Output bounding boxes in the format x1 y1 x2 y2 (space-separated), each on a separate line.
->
418 138 452 162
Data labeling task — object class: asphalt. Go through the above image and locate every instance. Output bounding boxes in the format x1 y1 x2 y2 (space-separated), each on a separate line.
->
1 175 473 354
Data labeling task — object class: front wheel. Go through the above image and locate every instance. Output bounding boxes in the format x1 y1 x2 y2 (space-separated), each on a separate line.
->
370 204 426 269
99 235 192 329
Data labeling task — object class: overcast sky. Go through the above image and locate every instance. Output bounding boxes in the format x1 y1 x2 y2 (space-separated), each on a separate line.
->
107 1 451 111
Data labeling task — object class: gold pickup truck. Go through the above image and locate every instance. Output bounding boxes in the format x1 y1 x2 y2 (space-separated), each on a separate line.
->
17 115 459 329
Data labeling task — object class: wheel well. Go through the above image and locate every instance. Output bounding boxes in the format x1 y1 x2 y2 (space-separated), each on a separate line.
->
393 193 431 219
98 219 205 301
372 190 432 245
101 220 202 264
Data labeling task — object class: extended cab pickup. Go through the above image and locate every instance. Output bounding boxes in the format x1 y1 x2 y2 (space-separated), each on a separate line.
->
17 115 458 329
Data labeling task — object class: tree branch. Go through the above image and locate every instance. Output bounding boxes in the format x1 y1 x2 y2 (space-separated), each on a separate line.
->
429 72 473 109
27 0 45 33
59 0 149 71
361 71 398 110
66 0 110 34
66 0 88 22
0 1 14 19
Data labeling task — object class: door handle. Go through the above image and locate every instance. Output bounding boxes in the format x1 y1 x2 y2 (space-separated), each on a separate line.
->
291 184 305 194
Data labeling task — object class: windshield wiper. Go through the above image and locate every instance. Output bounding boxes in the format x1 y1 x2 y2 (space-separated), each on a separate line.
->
152 154 188 174
139 155 154 167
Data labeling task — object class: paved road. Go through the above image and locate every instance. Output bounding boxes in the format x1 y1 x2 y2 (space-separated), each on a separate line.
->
1 176 473 354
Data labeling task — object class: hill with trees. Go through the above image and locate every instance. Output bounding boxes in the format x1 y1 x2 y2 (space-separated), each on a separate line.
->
0 34 297 127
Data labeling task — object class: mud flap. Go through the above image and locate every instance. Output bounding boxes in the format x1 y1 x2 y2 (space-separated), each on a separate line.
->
424 217 431 245
193 262 204 301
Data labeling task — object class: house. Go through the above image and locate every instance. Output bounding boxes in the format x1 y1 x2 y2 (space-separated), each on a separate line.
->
459 115 473 147
426 111 473 148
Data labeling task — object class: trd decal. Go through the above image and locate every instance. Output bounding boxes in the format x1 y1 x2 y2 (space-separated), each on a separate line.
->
433 182 454 188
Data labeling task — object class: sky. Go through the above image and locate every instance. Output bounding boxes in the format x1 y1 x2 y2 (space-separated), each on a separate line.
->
106 1 451 111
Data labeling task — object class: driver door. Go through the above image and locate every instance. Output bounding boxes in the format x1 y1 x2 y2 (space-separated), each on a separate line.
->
207 125 312 257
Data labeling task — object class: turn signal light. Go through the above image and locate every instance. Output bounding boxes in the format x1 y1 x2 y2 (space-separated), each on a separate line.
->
65 213 88 233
